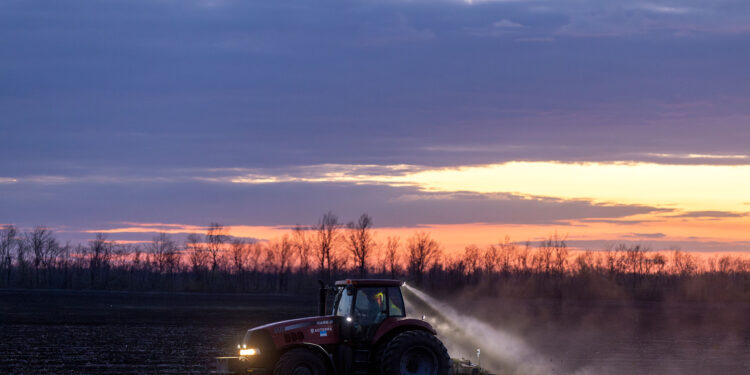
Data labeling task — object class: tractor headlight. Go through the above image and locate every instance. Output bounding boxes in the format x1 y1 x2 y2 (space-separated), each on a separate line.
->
239 348 260 356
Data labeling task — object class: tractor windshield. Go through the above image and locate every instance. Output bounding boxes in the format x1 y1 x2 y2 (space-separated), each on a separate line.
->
354 287 388 326
332 284 406 319
387 286 405 317
333 287 353 317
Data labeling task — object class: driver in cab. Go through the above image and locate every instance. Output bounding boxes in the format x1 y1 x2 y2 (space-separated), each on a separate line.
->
354 288 387 336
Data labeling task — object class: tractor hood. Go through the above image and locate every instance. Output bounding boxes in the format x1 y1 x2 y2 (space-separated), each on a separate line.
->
248 316 336 335
243 315 340 349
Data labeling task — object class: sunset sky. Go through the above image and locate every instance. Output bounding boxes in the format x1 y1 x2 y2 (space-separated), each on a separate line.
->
2 0 750 253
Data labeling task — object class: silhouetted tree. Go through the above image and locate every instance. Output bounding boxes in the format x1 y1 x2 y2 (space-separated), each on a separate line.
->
206 223 228 274
88 233 112 288
230 239 252 291
605 245 626 275
651 253 667 274
292 225 311 274
497 236 518 275
0 225 18 286
483 244 499 277
534 233 568 275
573 250 596 275
277 235 294 291
346 213 375 277
515 241 532 274
186 233 209 276
247 242 263 289
264 236 295 292
672 250 697 276
25 226 59 287
385 236 401 279
2 216 750 302
150 233 179 276
314 212 341 281
462 245 481 283
128 244 144 288
407 232 440 284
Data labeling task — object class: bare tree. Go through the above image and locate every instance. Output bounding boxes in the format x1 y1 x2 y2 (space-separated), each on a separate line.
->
265 235 295 291
128 244 144 288
263 243 278 274
385 236 401 279
206 223 229 273
672 250 697 276
88 233 112 288
0 225 18 286
573 250 596 275
346 213 376 277
230 239 252 290
651 253 667 275
624 245 649 284
277 235 294 291
532 242 552 274
25 226 58 287
329 251 348 279
462 245 481 283
550 233 568 274
292 225 311 274
535 233 567 275
717 255 734 274
150 232 179 275
605 245 626 275
55 242 72 289
483 244 499 277
497 236 517 274
230 239 248 274
514 241 532 274
186 233 209 274
406 232 440 284
314 212 342 281
248 242 263 273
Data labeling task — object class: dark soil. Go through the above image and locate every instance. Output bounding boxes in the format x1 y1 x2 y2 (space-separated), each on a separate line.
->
3 289 750 374
0 289 317 374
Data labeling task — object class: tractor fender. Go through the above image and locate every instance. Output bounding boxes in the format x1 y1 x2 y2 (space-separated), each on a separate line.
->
372 318 437 348
280 342 337 375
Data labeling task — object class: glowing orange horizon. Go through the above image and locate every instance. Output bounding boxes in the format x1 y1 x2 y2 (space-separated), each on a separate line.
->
81 215 750 254
75 160 750 253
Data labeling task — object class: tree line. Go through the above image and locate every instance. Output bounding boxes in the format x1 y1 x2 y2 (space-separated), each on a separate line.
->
2 212 750 301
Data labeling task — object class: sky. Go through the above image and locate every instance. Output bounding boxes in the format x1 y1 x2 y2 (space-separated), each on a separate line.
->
2 0 750 252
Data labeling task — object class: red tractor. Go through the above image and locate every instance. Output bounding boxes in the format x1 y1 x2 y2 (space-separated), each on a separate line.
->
217 279 451 375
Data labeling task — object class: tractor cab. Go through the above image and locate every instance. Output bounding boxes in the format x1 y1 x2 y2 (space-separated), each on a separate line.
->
330 279 406 344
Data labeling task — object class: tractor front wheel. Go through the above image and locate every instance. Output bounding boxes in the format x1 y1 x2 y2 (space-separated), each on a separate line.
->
380 331 451 375
274 348 327 375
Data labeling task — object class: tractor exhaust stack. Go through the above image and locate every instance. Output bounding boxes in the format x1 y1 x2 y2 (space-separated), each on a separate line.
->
318 280 327 316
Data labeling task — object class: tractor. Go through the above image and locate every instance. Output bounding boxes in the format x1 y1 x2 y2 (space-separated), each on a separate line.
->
216 279 451 375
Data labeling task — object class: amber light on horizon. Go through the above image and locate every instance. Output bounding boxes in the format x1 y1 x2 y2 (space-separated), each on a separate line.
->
396 161 750 212
79 214 750 255
222 160 750 213
69 160 750 254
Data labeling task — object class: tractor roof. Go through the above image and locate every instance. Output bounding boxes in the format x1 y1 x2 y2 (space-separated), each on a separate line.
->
334 279 404 287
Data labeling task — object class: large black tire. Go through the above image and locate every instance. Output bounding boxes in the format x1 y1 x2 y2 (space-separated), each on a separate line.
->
274 348 327 375
380 331 451 375
370 342 386 375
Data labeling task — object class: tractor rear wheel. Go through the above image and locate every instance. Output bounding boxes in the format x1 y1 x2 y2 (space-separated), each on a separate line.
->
274 348 327 375
380 331 450 375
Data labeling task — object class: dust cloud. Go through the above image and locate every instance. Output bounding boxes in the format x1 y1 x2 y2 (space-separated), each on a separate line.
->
403 285 750 375
404 284 553 375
